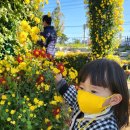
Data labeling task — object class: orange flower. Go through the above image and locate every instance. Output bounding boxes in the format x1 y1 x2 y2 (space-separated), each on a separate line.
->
57 63 64 73
16 55 24 63
36 75 45 84
39 49 46 58
46 53 53 60
0 77 6 84
52 108 60 116
33 49 40 57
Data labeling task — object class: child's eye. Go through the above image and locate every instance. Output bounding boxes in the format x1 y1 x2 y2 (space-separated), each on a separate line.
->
91 90 97 93
79 87 84 90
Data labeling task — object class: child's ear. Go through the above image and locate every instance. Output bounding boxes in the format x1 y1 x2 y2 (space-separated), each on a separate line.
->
109 94 122 106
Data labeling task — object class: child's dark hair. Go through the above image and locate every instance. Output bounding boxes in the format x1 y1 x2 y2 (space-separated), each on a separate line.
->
42 15 52 25
78 59 129 129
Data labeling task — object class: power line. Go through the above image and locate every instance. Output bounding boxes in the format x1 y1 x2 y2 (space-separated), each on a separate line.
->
63 24 130 27
44 5 85 10
45 2 84 8
64 25 83 27
47 1 84 6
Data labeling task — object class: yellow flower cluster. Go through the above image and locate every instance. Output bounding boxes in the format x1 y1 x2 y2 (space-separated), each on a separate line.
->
17 18 44 45
23 96 44 112
0 95 7 105
50 95 63 105
24 0 30 4
69 68 78 80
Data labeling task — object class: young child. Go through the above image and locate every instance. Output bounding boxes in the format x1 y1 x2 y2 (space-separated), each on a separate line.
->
55 59 129 130
37 15 57 57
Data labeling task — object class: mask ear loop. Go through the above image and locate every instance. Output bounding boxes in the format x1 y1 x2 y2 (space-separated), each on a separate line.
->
106 94 114 99
103 94 114 110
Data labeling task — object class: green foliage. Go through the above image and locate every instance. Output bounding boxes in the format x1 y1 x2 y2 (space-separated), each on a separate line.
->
56 53 91 72
0 0 42 59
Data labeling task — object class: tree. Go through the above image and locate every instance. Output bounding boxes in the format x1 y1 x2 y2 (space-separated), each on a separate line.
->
52 0 64 37
73 39 81 44
58 33 68 44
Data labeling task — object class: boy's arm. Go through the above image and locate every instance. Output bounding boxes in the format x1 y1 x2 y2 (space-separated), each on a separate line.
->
37 31 48 47
56 74 78 110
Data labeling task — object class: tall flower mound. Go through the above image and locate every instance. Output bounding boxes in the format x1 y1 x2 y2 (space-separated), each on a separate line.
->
0 0 77 129
84 0 124 59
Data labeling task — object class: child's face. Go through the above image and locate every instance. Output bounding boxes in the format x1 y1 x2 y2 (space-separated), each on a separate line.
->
79 77 112 97
79 77 122 107
43 21 47 27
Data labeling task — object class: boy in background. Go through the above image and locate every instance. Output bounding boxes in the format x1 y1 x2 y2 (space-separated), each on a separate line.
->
37 15 57 57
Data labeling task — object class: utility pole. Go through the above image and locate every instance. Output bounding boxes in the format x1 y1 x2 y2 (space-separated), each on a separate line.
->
83 24 86 44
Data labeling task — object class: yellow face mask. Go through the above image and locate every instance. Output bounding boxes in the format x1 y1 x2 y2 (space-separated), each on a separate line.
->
77 89 113 114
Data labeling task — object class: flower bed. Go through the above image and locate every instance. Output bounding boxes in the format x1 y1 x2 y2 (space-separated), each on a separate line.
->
0 49 78 129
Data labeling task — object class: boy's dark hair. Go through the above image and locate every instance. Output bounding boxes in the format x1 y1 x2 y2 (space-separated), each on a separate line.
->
42 15 52 25
78 59 129 129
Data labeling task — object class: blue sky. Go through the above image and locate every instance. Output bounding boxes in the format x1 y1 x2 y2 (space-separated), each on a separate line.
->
42 0 130 40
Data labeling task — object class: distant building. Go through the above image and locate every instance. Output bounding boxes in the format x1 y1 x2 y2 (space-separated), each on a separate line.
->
121 36 130 46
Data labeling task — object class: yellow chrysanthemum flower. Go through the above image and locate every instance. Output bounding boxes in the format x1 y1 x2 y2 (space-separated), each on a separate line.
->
34 5 39 10
47 126 52 130
30 14 35 20
38 101 44 106
69 71 77 80
52 68 60 74
17 32 28 44
8 102 11 105
30 113 34 117
62 68 67 77
30 105 36 111
20 20 31 32
18 62 27 70
41 36 46 43
45 118 50 123
24 0 30 4
56 114 60 120
34 17 40 24
10 110 16 115
45 0 49 5
48 12 51 17
5 109 9 112
31 26 40 34
34 98 39 104
18 115 22 119
50 101 57 105
54 95 63 103
0 100 5 105
44 84 50 91
7 117 11 122
12 94 15 97
11 121 16 125
31 34 39 42
1 95 7 100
